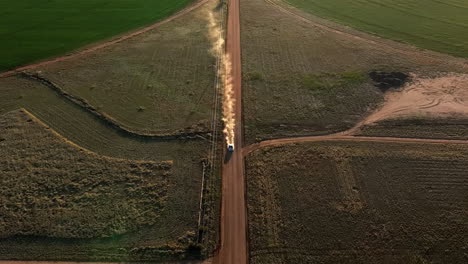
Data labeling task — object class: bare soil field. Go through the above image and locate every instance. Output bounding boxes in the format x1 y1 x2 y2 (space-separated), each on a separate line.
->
351 73 468 139
246 141 468 263
240 0 468 144
361 74 468 124
12 0 220 136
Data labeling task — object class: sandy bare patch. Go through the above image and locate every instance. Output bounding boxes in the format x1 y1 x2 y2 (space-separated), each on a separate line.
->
363 73 468 125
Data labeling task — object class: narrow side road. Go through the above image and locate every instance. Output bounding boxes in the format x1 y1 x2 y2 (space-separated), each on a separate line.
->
215 0 247 263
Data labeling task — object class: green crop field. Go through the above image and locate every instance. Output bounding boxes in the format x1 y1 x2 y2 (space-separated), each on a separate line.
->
0 0 192 72
284 0 468 57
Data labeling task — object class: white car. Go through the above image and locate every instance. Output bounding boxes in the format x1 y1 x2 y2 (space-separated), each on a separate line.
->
227 144 235 152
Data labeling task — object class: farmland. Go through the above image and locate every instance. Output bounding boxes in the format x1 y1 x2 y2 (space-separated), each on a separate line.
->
0 109 201 261
283 0 468 58
0 0 223 261
21 0 216 135
240 0 466 144
0 0 193 72
246 141 468 263
3 0 468 262
0 97 216 261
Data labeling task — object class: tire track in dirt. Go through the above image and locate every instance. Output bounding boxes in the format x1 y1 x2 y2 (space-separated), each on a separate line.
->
0 0 210 78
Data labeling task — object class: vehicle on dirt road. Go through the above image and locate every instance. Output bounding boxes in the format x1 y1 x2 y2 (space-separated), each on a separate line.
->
227 143 235 152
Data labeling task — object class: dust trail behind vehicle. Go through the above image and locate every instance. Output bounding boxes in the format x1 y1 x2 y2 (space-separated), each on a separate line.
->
206 9 236 147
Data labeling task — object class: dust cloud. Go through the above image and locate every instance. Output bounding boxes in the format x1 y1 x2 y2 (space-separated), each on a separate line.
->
205 10 235 146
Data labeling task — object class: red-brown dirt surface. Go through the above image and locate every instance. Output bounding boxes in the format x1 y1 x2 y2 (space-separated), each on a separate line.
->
214 0 248 263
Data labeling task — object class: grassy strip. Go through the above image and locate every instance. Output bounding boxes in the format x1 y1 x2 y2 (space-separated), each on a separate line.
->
0 0 193 72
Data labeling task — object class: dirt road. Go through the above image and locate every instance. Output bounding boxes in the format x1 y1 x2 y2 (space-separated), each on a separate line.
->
0 0 209 79
214 0 247 263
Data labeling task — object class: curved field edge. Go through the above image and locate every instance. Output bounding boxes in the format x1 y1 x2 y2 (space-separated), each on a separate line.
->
281 0 468 58
0 82 219 261
0 0 194 72
20 72 211 139
0 109 195 261
246 141 468 263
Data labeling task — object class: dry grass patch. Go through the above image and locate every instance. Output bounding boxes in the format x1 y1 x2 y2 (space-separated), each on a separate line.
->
0 109 214 261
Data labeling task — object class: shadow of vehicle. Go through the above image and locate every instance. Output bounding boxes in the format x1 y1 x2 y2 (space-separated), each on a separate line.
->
224 150 233 163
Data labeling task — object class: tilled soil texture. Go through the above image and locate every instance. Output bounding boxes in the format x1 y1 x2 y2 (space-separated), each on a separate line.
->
246 141 468 264
21 0 219 136
240 0 468 144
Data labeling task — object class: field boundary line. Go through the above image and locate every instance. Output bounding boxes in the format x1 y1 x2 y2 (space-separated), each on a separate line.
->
0 0 210 78
265 0 468 71
19 72 212 140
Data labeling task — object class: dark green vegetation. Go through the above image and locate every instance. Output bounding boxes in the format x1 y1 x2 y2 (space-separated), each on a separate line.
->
357 117 468 140
284 0 468 57
240 0 463 144
0 0 192 72
246 141 468 264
